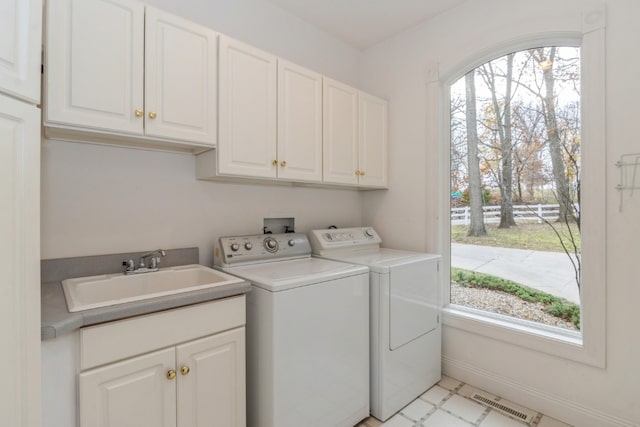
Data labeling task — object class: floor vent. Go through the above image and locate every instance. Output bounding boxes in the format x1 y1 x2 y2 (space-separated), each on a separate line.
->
471 393 534 423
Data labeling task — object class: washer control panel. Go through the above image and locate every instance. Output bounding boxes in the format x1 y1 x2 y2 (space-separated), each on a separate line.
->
308 227 382 255
215 233 311 266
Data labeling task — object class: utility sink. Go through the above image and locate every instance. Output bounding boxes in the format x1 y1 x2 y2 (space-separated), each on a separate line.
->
62 264 243 312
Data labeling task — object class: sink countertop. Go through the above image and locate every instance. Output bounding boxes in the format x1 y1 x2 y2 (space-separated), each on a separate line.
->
41 248 251 340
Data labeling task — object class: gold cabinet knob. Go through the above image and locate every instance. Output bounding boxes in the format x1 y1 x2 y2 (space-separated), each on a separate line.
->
280 161 287 167
360 170 366 176
134 109 143 118
148 111 157 119
272 160 278 166
180 366 190 376
167 369 176 380
355 170 361 176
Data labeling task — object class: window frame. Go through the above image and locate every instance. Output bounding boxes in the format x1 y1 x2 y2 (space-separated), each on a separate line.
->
437 27 606 368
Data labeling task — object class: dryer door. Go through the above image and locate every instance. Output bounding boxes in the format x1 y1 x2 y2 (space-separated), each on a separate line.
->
389 258 439 350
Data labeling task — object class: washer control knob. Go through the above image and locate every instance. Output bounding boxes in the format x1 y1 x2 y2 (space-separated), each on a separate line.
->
230 243 240 252
264 237 278 252
364 229 375 238
288 239 295 247
244 242 253 250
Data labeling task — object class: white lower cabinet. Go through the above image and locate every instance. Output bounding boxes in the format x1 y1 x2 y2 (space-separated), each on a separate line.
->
177 330 246 427
78 297 246 427
80 348 177 427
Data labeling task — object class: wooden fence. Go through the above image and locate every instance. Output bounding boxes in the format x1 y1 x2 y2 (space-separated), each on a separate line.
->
451 204 568 225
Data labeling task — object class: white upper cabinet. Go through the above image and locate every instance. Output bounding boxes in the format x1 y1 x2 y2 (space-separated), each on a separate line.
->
217 35 277 178
323 77 359 186
144 7 216 144
358 92 388 188
45 0 217 151
277 60 323 182
0 0 42 104
45 0 145 134
200 51 323 183
323 77 388 189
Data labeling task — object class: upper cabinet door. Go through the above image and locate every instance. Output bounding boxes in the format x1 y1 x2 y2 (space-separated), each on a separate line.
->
45 0 144 134
277 60 322 183
144 7 217 145
218 35 277 178
358 92 388 188
0 0 42 104
323 77 359 186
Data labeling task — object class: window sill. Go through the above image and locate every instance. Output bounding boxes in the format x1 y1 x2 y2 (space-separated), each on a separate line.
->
442 304 602 367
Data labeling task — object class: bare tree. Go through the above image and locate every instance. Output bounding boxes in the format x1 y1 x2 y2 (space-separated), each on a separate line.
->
450 91 468 205
533 47 575 223
479 54 517 228
465 70 487 236
511 102 547 203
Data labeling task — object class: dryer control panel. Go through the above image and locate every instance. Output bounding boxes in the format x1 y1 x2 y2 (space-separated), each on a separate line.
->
309 227 382 255
215 233 311 267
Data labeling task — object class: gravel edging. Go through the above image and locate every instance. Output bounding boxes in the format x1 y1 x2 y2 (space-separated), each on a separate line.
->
451 282 578 331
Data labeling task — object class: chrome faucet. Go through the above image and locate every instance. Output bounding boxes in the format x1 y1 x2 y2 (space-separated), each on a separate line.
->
123 249 166 275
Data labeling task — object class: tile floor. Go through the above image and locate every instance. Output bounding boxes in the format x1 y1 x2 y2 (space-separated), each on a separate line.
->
355 376 572 427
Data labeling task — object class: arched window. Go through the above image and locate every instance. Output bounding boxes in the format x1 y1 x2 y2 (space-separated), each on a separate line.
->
449 46 581 332
439 27 605 367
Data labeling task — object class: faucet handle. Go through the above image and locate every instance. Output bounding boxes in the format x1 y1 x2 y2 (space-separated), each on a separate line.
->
149 257 160 269
122 259 135 272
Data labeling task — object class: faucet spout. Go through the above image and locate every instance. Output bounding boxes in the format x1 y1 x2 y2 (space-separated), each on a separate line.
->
140 249 166 260
123 249 167 275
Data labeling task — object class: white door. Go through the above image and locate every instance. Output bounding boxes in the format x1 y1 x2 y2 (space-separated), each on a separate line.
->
358 92 388 188
144 7 217 145
45 0 144 134
0 93 40 427
0 0 42 103
323 77 359 185
277 60 323 182
176 328 246 427
79 348 177 427
218 35 277 178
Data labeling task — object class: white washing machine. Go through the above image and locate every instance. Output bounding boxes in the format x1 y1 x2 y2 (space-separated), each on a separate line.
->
214 233 370 427
309 227 441 421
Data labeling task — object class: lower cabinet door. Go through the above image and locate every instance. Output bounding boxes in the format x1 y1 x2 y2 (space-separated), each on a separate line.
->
79 347 176 427
176 327 246 427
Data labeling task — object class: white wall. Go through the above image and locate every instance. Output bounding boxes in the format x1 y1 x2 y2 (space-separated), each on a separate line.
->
40 0 364 265
360 0 639 425
144 0 360 87
41 141 362 264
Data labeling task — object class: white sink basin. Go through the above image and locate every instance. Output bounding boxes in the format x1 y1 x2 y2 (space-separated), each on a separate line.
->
62 264 243 312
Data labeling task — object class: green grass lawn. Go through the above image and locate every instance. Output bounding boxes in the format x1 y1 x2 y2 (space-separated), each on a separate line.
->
451 222 581 253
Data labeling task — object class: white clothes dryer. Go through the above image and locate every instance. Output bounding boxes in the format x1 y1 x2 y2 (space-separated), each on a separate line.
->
214 233 369 427
309 227 441 421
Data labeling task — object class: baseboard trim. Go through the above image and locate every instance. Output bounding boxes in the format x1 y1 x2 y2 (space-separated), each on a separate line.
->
442 355 636 427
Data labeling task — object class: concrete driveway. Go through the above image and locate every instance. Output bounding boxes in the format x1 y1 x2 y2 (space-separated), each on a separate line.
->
451 243 581 304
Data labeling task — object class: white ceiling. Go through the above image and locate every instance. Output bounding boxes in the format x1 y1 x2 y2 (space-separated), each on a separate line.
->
266 0 467 50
